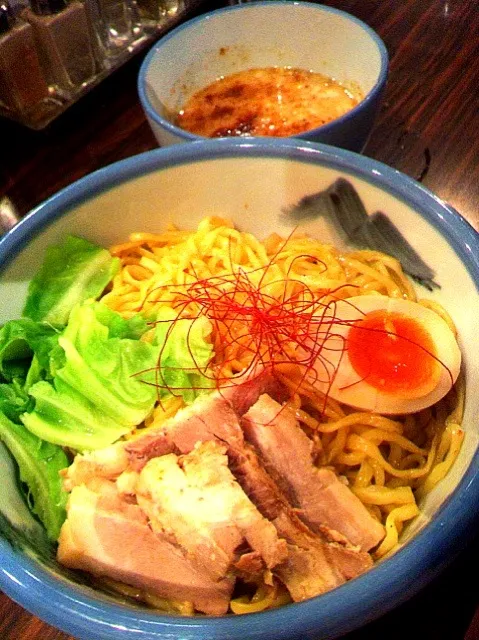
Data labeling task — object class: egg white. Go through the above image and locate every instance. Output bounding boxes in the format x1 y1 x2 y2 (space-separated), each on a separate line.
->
313 295 462 414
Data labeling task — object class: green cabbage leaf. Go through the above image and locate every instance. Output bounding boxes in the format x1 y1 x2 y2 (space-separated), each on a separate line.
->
20 303 214 450
0 318 60 383
0 411 68 541
23 235 120 325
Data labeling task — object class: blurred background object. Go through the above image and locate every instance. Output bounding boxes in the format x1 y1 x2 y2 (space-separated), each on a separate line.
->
0 0 206 129
0 195 19 236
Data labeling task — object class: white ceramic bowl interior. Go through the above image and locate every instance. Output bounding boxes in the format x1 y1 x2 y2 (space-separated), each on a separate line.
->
0 139 478 640
139 1 388 150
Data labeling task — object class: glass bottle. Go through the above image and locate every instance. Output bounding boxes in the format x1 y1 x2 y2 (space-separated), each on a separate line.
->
22 0 98 96
81 0 144 62
0 0 62 125
135 0 183 30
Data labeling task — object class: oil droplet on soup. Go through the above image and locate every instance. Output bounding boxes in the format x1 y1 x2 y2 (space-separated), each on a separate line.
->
175 67 363 138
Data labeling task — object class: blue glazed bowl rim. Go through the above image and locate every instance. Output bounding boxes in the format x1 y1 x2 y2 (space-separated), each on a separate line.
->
0 137 478 640
137 0 389 144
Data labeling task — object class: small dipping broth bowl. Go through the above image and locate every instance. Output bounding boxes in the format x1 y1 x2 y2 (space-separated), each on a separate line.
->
138 1 388 152
0 138 478 640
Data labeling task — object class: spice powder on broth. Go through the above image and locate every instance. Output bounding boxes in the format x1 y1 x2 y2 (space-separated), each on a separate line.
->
175 67 363 138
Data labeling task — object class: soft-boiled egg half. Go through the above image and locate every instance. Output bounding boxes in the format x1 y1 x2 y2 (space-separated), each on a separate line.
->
314 295 462 414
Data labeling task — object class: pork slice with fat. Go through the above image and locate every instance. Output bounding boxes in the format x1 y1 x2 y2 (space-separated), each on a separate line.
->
57 480 233 615
135 441 288 582
124 367 284 471
125 390 245 471
62 442 130 491
241 394 385 552
227 439 373 600
217 366 287 415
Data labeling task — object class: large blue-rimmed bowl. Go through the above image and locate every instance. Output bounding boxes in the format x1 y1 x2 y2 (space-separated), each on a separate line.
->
138 1 388 152
0 138 478 640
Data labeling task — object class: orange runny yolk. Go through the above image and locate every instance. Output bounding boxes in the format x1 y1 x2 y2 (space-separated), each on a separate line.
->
346 310 441 398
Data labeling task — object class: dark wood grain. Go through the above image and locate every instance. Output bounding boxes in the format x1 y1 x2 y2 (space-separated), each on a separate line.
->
0 0 478 638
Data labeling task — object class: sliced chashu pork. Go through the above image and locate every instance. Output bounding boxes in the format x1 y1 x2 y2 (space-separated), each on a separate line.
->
125 368 285 472
122 387 373 600
61 442 130 492
61 369 376 605
60 443 287 605
57 479 233 615
228 438 373 600
241 394 385 552
133 441 288 581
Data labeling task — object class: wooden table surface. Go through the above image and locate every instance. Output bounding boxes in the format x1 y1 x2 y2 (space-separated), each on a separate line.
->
0 0 478 638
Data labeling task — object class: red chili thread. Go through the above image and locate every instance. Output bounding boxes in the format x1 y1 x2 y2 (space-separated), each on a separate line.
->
132 248 356 407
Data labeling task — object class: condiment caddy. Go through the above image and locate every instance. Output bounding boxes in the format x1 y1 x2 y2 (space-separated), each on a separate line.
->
0 0 203 129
